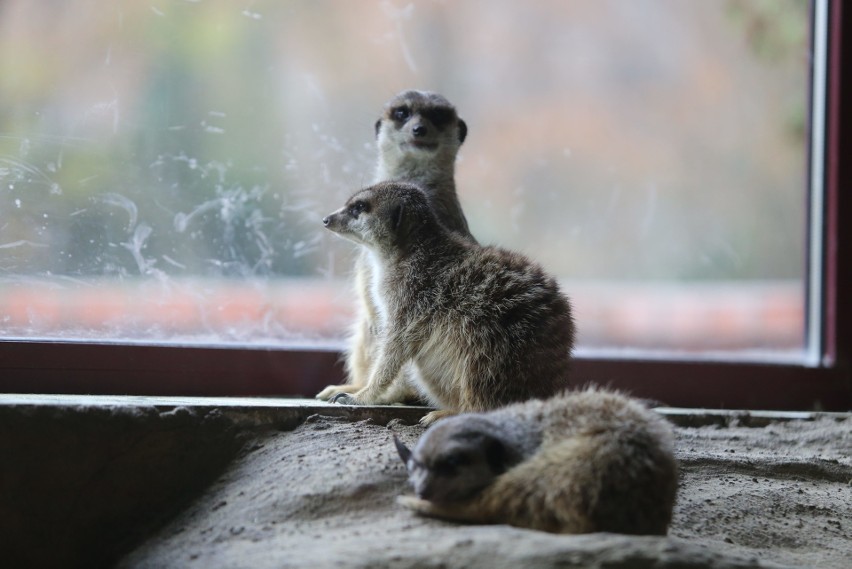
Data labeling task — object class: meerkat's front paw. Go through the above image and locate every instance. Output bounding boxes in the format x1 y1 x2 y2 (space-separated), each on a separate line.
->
396 495 435 514
420 409 457 426
331 386 395 406
316 384 360 401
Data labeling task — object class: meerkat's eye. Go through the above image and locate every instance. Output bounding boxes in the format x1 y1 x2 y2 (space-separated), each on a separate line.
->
348 200 370 216
391 106 411 122
434 453 469 476
422 107 454 128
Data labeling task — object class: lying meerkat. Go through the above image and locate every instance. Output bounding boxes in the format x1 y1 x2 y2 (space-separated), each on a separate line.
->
319 181 575 425
317 91 473 404
394 388 678 535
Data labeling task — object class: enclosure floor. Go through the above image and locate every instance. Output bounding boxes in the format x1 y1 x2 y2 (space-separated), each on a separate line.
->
112 404 852 569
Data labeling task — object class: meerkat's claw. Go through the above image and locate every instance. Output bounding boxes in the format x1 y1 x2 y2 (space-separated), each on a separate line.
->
331 392 359 405
316 384 360 401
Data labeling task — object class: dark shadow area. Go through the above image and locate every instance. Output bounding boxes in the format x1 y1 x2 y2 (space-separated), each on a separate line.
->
0 404 246 569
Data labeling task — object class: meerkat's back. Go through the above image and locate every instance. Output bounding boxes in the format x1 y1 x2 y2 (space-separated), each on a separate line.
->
412 244 574 410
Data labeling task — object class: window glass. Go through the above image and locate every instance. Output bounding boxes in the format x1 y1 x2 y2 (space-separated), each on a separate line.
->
0 1 811 357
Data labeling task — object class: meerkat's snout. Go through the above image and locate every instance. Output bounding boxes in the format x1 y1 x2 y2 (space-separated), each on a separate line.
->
322 211 341 230
321 209 345 234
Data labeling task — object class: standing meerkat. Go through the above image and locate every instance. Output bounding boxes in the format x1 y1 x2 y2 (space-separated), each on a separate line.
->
394 388 678 535
373 90 472 238
317 181 575 425
317 90 473 403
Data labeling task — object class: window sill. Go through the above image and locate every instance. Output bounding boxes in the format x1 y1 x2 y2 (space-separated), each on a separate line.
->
0 340 849 412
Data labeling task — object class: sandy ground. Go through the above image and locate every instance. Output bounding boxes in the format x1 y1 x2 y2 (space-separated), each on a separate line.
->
120 410 852 569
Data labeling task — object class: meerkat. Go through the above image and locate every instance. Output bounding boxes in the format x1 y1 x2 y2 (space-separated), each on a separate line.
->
394 387 678 536
373 90 472 237
317 90 473 403
317 181 575 425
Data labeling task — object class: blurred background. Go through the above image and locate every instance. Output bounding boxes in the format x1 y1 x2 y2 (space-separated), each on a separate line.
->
0 0 811 356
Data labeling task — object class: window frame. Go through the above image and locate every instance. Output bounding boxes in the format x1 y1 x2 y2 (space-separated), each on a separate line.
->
1 1 850 410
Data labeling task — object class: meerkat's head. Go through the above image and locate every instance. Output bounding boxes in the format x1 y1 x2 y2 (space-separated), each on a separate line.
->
322 181 438 252
393 416 523 504
375 90 467 180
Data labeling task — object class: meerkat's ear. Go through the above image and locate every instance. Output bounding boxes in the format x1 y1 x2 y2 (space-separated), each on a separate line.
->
457 119 468 144
394 435 412 465
389 202 406 235
375 119 382 138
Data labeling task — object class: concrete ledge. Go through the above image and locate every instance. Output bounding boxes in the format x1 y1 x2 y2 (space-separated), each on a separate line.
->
0 394 842 428
0 394 433 429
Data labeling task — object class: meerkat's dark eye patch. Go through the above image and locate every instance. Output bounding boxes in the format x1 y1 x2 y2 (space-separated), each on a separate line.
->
484 436 512 474
421 107 455 128
434 452 470 476
454 431 513 474
391 106 411 123
348 200 370 216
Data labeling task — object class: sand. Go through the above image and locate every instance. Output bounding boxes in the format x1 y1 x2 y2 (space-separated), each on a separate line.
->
120 409 852 569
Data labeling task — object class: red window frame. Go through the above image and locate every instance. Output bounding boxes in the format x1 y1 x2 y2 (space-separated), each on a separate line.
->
1 2 850 410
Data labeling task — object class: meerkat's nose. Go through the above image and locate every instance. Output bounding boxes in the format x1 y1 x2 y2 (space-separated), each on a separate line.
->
412 124 428 137
322 216 330 226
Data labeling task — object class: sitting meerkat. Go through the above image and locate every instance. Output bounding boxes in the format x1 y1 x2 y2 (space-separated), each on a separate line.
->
319 181 575 425
317 91 473 404
394 388 678 535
